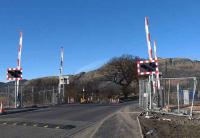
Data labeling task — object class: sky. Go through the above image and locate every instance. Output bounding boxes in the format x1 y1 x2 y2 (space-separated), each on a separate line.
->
0 0 200 81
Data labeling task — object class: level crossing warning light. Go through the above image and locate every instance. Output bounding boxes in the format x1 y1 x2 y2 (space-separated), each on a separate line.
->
137 60 159 75
7 68 23 80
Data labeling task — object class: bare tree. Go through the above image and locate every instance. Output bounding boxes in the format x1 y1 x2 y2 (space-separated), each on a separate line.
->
103 55 139 98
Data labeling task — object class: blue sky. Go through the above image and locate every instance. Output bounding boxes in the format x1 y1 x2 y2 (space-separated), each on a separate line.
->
0 0 200 81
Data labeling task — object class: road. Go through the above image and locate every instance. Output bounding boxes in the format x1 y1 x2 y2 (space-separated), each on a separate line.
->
0 101 141 138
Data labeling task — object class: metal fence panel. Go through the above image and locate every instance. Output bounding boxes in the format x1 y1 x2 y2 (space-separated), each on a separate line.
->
139 77 199 118
0 85 61 108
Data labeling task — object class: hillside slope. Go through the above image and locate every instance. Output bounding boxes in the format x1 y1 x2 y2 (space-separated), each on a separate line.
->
159 58 200 77
1 56 200 101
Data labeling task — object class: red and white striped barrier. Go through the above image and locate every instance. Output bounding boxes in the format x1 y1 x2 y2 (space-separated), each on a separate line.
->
145 17 153 61
153 41 160 89
144 17 161 90
16 32 23 105
17 32 23 68
60 47 64 75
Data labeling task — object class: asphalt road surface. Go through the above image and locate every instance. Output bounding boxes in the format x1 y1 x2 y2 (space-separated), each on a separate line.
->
0 101 141 138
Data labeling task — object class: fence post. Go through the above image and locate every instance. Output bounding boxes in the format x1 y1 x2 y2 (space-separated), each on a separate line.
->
46 90 47 104
52 86 54 105
139 80 141 107
190 78 197 119
177 83 180 114
63 85 65 103
21 86 23 108
168 80 170 106
32 87 34 106
43 89 45 105
7 85 9 108
148 76 152 110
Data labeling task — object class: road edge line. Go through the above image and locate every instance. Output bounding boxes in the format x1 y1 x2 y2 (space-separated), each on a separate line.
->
90 110 119 138
137 112 144 138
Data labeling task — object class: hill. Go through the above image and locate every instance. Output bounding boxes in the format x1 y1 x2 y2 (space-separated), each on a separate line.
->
159 58 200 77
1 56 200 104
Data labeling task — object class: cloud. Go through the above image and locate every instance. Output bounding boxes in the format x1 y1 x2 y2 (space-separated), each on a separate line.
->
75 59 108 74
